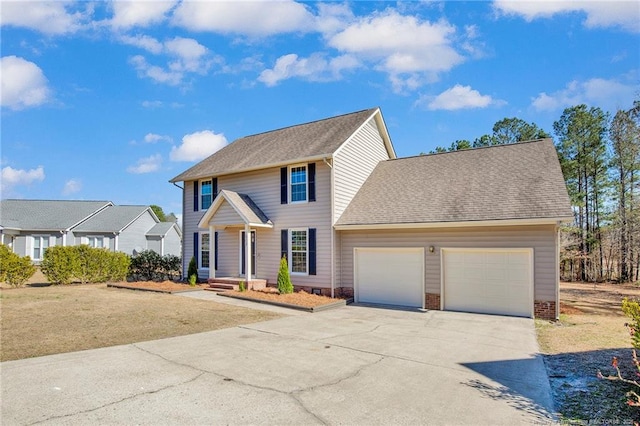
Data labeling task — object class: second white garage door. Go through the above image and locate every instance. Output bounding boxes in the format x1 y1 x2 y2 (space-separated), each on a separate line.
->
442 248 533 317
354 247 424 308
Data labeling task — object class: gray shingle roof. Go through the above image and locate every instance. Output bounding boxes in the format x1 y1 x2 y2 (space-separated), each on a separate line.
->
170 108 379 182
0 200 112 230
147 222 181 237
73 205 152 233
335 139 573 226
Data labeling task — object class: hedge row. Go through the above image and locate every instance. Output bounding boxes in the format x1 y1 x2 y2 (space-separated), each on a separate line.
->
0 244 36 287
128 250 181 282
41 245 130 285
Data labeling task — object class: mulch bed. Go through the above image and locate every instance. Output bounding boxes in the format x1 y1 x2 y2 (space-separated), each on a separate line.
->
108 281 210 293
221 289 347 309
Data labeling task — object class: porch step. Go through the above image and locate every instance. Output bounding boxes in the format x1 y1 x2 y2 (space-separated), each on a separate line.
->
207 278 268 291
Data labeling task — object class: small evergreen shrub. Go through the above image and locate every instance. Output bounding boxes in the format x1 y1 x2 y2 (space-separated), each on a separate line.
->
239 280 246 292
277 255 293 294
0 244 36 287
41 246 79 285
187 256 198 283
188 274 197 286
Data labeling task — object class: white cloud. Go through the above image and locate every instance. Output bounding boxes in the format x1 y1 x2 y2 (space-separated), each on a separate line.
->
532 77 638 111
418 84 502 110
62 179 81 195
328 11 463 73
127 154 162 174
170 130 228 162
258 53 359 86
493 0 639 33
109 1 177 29
141 100 164 108
126 36 214 86
172 0 314 37
1 166 45 191
119 34 164 54
1 56 51 110
0 1 90 35
144 133 172 143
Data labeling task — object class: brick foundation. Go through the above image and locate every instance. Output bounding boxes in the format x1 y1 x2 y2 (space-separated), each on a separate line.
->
534 300 557 320
266 283 353 299
425 293 441 310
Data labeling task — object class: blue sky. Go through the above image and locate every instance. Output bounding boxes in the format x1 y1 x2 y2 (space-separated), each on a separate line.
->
1 1 638 219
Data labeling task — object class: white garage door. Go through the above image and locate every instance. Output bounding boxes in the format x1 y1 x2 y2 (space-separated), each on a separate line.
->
443 248 533 317
354 248 424 308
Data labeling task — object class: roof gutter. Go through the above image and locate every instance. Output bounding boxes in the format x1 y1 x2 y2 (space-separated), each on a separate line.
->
333 216 574 231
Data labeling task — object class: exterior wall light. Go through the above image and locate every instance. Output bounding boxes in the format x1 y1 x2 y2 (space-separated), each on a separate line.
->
429 246 435 253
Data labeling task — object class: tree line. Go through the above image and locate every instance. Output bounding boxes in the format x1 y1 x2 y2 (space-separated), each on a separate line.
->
431 99 640 283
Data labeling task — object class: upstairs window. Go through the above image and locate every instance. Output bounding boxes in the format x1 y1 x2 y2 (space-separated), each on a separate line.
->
290 165 307 203
201 180 213 210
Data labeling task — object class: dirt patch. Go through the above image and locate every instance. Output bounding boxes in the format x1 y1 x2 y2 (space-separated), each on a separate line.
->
0 283 283 362
224 289 342 308
537 281 640 423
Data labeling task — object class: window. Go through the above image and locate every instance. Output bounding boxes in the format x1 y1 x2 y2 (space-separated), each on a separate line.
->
201 180 213 210
200 232 210 269
290 165 307 203
33 236 50 260
290 229 308 274
87 236 104 248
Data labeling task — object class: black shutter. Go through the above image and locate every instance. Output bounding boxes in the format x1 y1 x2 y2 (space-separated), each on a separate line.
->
193 232 198 266
212 177 218 199
241 232 246 274
308 163 316 202
308 228 316 275
214 231 218 270
280 167 288 204
281 229 288 260
193 181 199 211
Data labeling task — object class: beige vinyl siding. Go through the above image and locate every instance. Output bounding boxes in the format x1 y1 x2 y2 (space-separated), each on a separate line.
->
118 211 158 255
338 225 558 302
182 180 207 276
194 161 332 287
333 119 390 224
211 201 244 226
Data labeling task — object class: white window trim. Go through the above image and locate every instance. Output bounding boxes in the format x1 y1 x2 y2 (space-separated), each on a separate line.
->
199 231 210 270
86 236 106 249
32 235 52 260
289 227 309 276
200 179 213 211
288 164 308 204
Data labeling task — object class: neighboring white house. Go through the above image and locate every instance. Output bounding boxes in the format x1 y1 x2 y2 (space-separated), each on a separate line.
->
0 200 182 261
170 107 573 319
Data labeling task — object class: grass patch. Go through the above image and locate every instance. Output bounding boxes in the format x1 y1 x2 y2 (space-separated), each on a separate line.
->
537 282 640 423
0 284 283 361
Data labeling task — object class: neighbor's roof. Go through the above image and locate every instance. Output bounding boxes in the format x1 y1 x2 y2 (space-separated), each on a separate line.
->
73 205 154 233
335 139 573 227
171 108 389 182
0 199 112 231
147 222 182 237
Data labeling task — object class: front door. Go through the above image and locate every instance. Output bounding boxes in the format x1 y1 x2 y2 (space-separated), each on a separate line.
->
240 231 256 277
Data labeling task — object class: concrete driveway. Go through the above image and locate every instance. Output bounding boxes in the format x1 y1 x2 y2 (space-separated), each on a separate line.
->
1 303 555 425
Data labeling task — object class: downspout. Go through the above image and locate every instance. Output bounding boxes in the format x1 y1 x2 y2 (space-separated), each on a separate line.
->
324 157 335 299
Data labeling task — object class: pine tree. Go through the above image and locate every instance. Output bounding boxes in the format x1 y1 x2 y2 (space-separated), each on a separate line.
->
277 256 293 294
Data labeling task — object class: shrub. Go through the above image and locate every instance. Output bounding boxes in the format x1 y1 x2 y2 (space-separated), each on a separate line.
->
41 246 79 285
0 244 36 287
105 251 130 282
598 298 640 408
277 255 293 294
162 254 182 280
239 280 246 292
188 274 197 286
187 256 198 283
129 250 163 281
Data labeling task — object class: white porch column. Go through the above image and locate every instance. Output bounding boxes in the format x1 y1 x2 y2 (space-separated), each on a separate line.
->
244 223 252 280
209 225 216 279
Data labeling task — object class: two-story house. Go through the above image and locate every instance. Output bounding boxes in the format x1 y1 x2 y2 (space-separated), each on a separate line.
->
170 107 573 320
